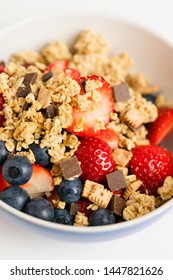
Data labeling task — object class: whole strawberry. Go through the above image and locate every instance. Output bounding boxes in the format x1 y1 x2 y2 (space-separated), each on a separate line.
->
75 138 115 182
130 145 173 196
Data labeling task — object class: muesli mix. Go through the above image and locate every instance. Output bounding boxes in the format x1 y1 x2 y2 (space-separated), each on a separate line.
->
0 30 173 226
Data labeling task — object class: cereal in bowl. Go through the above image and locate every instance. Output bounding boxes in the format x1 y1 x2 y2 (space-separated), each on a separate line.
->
0 30 173 226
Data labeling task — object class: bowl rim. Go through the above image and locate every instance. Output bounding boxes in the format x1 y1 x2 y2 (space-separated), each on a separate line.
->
0 11 173 235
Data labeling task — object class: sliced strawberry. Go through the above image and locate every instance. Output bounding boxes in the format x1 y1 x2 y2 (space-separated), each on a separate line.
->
93 127 118 150
0 66 4 74
21 164 54 196
147 108 173 145
64 67 80 80
67 75 114 137
0 167 9 192
45 60 69 72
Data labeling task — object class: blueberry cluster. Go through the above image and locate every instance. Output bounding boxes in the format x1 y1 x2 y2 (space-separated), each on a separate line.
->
0 140 117 226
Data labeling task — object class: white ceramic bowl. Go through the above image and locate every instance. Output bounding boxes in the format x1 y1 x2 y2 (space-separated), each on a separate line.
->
0 12 173 239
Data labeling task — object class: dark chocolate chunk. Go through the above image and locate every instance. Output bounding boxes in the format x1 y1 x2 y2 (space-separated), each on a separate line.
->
113 82 130 102
42 71 53 82
17 86 30 97
23 72 38 87
59 156 82 180
69 203 79 216
22 102 30 111
106 170 127 191
81 81 87 92
42 104 57 119
111 195 126 217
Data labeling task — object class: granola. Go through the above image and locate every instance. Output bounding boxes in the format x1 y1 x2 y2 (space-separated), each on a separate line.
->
0 29 173 228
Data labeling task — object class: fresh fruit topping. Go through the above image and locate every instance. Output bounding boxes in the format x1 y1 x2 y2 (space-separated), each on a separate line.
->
0 93 4 111
0 168 9 192
29 143 51 167
89 208 115 226
0 141 9 165
147 108 173 145
2 156 32 186
53 209 73 225
45 60 69 72
0 66 4 74
0 185 30 210
77 198 92 216
23 197 54 221
143 93 158 104
66 75 114 137
57 178 83 203
21 164 54 195
129 145 173 195
75 138 115 182
64 67 80 80
113 189 124 198
93 128 118 150
0 115 3 127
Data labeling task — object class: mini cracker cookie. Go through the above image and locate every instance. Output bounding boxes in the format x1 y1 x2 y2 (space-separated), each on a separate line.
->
82 180 113 208
123 179 143 200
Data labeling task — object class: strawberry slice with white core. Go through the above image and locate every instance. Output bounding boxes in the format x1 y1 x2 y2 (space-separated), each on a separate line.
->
93 127 118 150
66 75 114 137
21 164 54 196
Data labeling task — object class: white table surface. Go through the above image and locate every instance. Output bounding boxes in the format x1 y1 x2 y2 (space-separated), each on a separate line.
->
0 0 173 260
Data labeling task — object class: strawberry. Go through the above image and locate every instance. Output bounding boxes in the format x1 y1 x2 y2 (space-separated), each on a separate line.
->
0 167 9 192
0 115 3 127
147 108 173 145
129 145 173 196
21 164 54 196
67 75 114 137
45 60 69 72
45 60 80 80
64 67 80 80
77 198 92 216
75 137 115 182
0 93 4 111
0 66 4 74
93 127 118 150
113 189 124 198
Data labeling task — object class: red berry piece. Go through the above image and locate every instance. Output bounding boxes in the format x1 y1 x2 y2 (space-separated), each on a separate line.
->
129 145 173 196
67 75 114 137
0 93 4 111
93 127 118 150
45 60 69 72
113 189 124 198
147 108 173 145
75 138 115 182
77 198 92 216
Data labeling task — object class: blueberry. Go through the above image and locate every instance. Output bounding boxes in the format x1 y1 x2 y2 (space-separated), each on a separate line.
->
29 143 50 167
2 156 32 185
89 208 115 226
58 178 83 203
23 197 54 221
143 94 158 104
0 185 30 210
0 141 9 165
53 209 73 225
